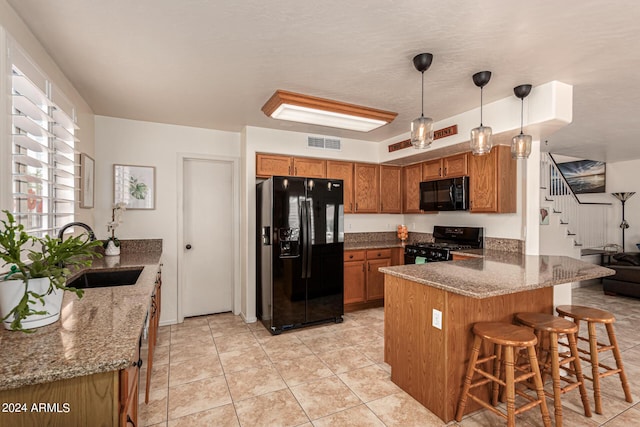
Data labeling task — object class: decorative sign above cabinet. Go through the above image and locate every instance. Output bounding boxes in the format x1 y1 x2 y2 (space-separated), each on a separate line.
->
388 125 458 152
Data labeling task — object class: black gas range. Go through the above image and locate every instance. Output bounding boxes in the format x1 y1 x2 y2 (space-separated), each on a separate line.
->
404 226 484 264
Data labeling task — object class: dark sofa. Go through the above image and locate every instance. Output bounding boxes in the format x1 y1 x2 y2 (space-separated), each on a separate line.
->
603 253 640 298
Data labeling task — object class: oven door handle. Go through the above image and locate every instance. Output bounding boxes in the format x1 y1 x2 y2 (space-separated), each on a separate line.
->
449 184 454 206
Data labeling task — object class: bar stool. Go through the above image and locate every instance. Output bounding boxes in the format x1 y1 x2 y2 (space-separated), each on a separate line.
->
455 322 551 427
556 305 633 414
515 312 592 426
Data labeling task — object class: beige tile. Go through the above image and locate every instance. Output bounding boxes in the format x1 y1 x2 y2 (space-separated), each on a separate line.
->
252 327 275 342
147 363 170 392
226 364 287 401
317 347 374 374
312 404 385 427
299 331 352 354
333 325 383 346
274 354 334 387
219 346 272 374
290 376 361 420
169 354 224 387
214 331 259 353
167 404 239 427
146 422 167 427
171 317 210 331
235 388 309 427
138 388 168 426
167 376 232 420
356 340 385 364
170 328 214 346
367 392 446 427
152 344 170 366
261 336 314 362
210 322 252 337
338 364 401 402
603 405 640 426
170 342 217 365
156 330 171 347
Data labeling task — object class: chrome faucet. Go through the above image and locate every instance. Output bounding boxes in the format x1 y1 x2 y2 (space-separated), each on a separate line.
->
58 222 96 241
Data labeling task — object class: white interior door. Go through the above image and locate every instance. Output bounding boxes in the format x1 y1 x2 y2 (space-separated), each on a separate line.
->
183 158 233 317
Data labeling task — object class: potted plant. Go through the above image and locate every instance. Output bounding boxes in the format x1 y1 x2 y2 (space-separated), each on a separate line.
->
0 210 103 332
104 202 127 256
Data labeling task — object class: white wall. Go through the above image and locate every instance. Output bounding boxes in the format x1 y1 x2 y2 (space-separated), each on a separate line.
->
95 116 240 325
607 158 640 252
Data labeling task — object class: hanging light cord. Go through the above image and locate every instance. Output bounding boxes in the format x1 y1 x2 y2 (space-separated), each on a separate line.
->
519 98 524 135
479 87 483 126
420 71 425 117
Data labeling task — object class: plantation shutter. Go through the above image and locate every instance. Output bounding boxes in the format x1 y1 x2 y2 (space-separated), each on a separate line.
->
10 46 78 238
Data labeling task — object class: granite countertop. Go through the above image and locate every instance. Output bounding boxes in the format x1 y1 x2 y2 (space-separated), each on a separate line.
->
0 251 162 391
379 249 616 299
344 241 404 251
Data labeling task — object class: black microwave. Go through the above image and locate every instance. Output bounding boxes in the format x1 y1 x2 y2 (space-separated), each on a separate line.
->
420 176 469 211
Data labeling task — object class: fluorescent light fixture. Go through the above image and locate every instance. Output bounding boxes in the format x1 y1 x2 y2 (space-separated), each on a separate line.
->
262 90 397 132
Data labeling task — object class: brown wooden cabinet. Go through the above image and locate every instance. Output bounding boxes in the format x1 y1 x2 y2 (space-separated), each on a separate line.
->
402 163 423 213
326 160 354 213
293 157 326 178
379 165 401 213
353 163 379 213
343 250 366 304
256 153 292 177
344 248 396 311
469 145 516 213
144 266 162 404
422 153 469 181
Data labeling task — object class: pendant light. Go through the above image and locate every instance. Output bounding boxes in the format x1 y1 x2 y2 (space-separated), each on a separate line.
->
470 71 493 156
511 84 533 159
410 53 434 149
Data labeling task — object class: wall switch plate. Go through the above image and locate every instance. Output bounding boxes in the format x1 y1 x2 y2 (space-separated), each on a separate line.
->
432 309 442 329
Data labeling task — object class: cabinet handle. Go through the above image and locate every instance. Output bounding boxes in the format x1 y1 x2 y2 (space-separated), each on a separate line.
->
381 202 383 211
288 165 291 174
350 203 353 211
368 263 371 271
439 167 442 176
295 167 297 175
355 203 358 211
444 167 447 176
349 255 354 259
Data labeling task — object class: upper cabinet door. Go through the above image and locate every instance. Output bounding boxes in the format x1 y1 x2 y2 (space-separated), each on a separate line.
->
326 161 354 213
256 153 292 178
402 163 423 213
422 159 443 181
353 163 379 213
443 153 468 178
469 145 516 213
379 165 402 214
293 158 326 178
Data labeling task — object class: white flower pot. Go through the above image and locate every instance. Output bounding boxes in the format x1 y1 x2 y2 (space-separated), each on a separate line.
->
105 240 121 256
0 277 63 330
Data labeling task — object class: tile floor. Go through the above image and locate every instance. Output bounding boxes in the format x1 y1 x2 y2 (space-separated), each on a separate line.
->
138 283 640 426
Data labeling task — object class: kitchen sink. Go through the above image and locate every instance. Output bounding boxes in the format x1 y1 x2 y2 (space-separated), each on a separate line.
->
67 267 144 289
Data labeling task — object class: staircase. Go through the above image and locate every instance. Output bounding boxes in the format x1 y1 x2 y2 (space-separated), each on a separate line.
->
539 153 610 251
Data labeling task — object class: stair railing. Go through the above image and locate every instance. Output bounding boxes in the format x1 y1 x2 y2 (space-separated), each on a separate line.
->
540 153 610 248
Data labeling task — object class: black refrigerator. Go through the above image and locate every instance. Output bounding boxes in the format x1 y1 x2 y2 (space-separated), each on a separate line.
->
256 176 344 334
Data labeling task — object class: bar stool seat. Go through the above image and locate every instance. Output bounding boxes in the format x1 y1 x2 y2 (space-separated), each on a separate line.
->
515 312 592 427
556 305 633 414
456 322 551 427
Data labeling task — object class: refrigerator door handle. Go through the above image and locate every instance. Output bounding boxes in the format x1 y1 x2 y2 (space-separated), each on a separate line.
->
300 200 308 279
306 199 312 279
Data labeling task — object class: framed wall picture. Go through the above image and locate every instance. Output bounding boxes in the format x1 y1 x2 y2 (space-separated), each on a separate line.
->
556 159 606 194
113 164 156 209
79 153 95 208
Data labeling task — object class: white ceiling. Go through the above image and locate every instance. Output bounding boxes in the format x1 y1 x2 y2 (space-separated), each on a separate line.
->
7 0 640 163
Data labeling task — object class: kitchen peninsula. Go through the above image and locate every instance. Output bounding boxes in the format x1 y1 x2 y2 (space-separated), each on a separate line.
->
380 250 615 423
0 244 162 427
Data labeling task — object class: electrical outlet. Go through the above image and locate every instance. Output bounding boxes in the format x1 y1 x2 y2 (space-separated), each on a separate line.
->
432 309 442 330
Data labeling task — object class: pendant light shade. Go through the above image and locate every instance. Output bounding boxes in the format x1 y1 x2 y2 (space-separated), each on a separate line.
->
511 84 533 159
470 71 493 156
410 53 434 149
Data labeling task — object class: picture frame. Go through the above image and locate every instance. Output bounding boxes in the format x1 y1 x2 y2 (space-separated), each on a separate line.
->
556 160 606 194
113 164 156 210
79 153 95 208
540 208 550 225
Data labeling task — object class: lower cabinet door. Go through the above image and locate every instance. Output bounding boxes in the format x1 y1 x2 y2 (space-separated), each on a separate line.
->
366 258 391 301
344 261 366 304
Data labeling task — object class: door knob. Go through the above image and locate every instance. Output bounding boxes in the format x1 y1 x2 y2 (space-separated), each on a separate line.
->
185 244 192 250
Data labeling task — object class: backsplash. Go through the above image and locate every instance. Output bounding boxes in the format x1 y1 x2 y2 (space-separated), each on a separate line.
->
96 239 162 255
344 232 523 253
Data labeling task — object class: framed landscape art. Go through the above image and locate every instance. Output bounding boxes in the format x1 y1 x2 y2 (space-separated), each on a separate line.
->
556 159 606 194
